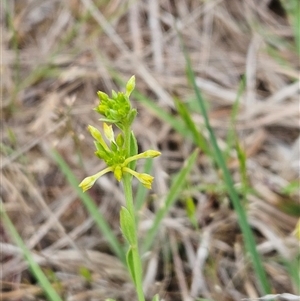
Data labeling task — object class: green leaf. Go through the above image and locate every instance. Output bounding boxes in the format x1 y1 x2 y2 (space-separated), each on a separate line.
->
120 206 135 245
224 75 245 160
126 247 137 286
128 109 137 126
235 139 248 198
94 141 111 158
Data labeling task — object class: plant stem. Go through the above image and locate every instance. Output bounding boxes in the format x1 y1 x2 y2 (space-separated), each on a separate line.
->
123 125 145 301
123 174 145 301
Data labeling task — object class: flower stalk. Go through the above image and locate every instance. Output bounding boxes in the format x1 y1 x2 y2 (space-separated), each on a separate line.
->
79 76 160 301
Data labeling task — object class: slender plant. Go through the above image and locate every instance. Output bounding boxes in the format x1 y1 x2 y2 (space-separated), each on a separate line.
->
79 76 160 301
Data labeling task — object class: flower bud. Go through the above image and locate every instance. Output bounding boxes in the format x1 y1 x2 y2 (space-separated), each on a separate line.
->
136 173 154 189
126 75 135 97
79 176 96 192
79 167 113 192
103 123 115 142
116 133 124 148
88 125 110 152
114 165 123 181
143 150 161 158
123 167 154 189
97 91 108 101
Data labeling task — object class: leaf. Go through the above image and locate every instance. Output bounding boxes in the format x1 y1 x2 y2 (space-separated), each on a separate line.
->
120 207 135 245
126 248 137 286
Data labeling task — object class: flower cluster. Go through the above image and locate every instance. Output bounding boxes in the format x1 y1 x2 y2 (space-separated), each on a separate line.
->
94 76 137 129
79 76 161 192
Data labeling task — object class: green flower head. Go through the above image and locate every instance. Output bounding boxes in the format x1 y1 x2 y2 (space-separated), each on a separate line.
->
95 76 137 128
79 76 161 192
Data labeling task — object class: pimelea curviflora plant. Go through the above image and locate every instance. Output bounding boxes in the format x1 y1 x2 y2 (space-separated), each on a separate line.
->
79 76 160 301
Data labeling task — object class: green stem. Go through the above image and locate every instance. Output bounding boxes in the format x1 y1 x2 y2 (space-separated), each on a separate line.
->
123 125 136 216
122 125 145 301
123 175 145 301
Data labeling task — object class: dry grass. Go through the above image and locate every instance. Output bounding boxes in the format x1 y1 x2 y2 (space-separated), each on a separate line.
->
1 0 299 300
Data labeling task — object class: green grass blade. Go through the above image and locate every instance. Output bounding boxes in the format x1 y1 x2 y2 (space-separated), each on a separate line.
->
1 202 63 301
284 255 300 292
225 76 246 159
174 97 210 156
235 139 249 198
51 149 126 264
181 41 271 294
142 149 198 253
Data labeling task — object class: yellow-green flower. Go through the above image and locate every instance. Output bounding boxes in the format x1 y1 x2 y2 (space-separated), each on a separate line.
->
79 167 113 192
79 152 158 191
79 122 160 191
79 76 160 193
123 167 154 189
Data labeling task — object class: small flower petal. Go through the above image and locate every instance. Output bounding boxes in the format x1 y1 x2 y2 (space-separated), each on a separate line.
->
103 123 115 142
79 167 113 192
